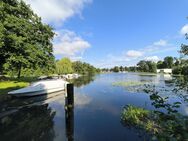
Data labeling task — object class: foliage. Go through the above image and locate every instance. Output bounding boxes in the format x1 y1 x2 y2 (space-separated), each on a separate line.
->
172 24 188 75
119 66 124 72
72 61 99 74
137 60 157 73
129 66 137 72
124 66 130 71
56 58 73 75
0 0 55 78
180 44 188 55
163 56 174 68
157 61 164 69
121 105 150 126
180 40 188 55
173 76 188 95
172 60 188 76
101 68 110 72
121 85 188 141
111 66 120 72
55 58 99 75
157 56 174 69
180 33 188 55
172 66 182 75
181 65 188 75
121 105 159 134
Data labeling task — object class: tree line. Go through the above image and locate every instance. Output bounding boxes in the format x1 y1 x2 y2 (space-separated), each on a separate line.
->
102 35 188 75
56 58 100 75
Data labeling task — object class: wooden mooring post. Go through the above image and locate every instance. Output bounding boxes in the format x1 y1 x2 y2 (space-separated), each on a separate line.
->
65 83 74 141
66 83 74 107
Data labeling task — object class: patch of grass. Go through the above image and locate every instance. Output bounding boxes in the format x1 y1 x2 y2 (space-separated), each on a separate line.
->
112 81 147 87
121 105 150 125
121 105 161 136
0 81 29 94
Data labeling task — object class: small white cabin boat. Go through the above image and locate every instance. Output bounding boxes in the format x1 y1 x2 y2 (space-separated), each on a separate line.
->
8 79 68 97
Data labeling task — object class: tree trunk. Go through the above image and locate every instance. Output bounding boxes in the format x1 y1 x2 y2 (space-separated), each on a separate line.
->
17 63 22 78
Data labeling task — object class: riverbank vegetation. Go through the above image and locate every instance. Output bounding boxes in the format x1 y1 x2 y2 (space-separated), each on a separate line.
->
0 81 29 95
56 58 100 75
0 77 38 94
102 54 188 75
121 86 188 140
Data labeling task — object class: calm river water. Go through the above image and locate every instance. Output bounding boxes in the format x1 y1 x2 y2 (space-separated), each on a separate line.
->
0 73 188 141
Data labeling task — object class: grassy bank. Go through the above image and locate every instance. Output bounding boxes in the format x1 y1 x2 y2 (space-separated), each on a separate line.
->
0 81 29 95
0 77 37 95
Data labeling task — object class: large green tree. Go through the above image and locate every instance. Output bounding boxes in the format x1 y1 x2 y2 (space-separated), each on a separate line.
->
157 61 165 69
0 0 55 77
72 61 98 74
163 56 174 68
137 60 157 73
137 60 149 72
111 66 120 72
56 58 73 75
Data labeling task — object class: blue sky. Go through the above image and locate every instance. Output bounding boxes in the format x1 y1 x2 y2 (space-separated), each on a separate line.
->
24 0 188 68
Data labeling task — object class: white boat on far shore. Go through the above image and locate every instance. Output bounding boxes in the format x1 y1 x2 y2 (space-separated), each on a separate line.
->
8 79 68 97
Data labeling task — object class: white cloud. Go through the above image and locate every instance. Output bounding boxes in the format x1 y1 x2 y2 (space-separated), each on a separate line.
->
24 0 92 25
153 39 167 46
144 56 160 62
142 39 176 55
180 24 188 35
94 39 177 68
126 50 143 58
124 40 169 59
53 30 90 59
23 0 92 61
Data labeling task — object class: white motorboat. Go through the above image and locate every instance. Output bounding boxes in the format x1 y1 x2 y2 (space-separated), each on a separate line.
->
8 79 68 97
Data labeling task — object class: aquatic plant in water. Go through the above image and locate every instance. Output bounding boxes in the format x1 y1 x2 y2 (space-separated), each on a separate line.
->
112 81 156 93
121 85 188 140
112 81 148 87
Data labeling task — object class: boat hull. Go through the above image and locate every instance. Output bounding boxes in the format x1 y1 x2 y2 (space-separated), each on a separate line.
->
8 79 68 97
9 87 66 97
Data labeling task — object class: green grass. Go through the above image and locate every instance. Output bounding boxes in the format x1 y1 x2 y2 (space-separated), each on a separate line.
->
121 105 160 135
0 81 29 95
121 105 150 124
112 81 147 87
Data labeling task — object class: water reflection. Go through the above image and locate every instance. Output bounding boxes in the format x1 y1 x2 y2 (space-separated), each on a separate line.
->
65 85 74 141
0 104 55 141
74 94 92 107
0 88 75 141
71 75 95 87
